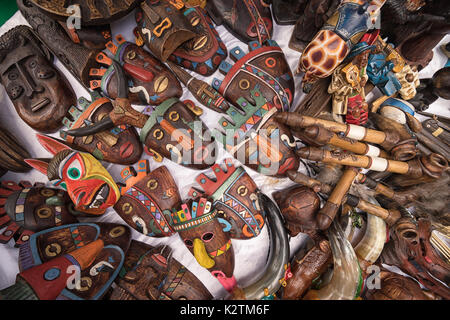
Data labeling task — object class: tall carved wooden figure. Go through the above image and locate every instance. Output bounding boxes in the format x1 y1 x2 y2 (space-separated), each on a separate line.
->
172 197 236 292
24 134 121 216
113 160 181 238
0 25 76 133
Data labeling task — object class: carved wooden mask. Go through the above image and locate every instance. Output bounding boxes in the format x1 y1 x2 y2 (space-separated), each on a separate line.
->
113 160 181 237
189 159 265 239
90 35 182 106
0 25 76 133
110 240 213 300
60 92 143 165
18 222 131 300
25 135 121 215
0 180 79 247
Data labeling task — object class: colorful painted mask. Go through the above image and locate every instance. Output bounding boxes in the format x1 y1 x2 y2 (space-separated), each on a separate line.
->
298 0 385 91
135 0 197 62
0 25 76 133
171 197 236 292
24 134 121 215
109 240 213 300
90 35 182 106
212 40 295 112
206 0 273 44
167 5 227 76
113 160 181 237
17 222 131 300
60 92 143 165
189 159 265 239
213 88 299 177
0 180 79 247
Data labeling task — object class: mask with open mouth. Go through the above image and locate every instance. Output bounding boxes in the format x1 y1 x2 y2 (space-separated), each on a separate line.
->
0 25 76 133
24 134 121 216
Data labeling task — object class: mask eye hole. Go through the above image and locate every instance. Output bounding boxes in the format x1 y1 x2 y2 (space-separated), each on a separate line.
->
29 60 37 68
202 232 214 242
37 207 52 219
65 159 83 180
184 239 193 248
8 72 19 81
40 188 55 197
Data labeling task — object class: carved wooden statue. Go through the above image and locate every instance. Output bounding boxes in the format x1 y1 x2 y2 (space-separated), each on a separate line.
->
0 126 31 176
0 25 76 133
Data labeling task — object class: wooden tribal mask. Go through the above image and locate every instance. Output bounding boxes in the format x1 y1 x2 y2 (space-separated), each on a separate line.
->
18 222 131 300
113 160 181 237
166 5 228 76
0 25 76 133
90 35 182 106
189 159 265 239
0 180 79 247
213 88 299 177
60 92 143 165
24 134 120 216
212 40 295 112
206 0 273 44
171 197 236 292
135 0 197 62
109 240 213 300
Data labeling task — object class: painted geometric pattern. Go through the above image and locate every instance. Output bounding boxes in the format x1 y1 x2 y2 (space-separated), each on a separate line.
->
70 226 85 249
160 266 187 299
14 188 30 222
125 187 170 235
219 193 261 237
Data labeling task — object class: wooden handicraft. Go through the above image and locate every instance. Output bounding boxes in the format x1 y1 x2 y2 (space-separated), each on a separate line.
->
206 0 273 44
109 240 213 300
0 126 31 175
0 239 104 300
171 197 236 292
188 159 265 240
113 160 181 238
60 92 143 165
24 134 121 216
17 0 102 88
16 222 131 300
0 25 76 133
90 35 183 106
297 0 385 91
0 181 79 247
409 67 450 112
26 0 140 26
57 22 112 50
135 0 197 62
271 0 307 25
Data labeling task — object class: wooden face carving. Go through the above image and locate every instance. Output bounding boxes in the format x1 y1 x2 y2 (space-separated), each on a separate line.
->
0 26 76 133
60 93 143 165
212 40 295 112
167 6 227 76
91 37 182 106
214 88 299 177
113 160 181 237
0 181 79 247
189 159 265 239
140 99 216 170
17 222 131 300
206 0 273 44
135 0 197 62
110 240 213 300
172 198 236 291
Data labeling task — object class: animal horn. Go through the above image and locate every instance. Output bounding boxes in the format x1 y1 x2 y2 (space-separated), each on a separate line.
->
64 117 115 137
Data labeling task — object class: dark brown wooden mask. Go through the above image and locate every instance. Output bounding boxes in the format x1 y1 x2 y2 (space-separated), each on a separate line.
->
271 0 305 25
60 92 143 165
140 99 217 169
109 240 213 300
171 198 236 292
189 159 265 239
0 126 31 175
0 25 76 133
17 222 131 300
113 160 181 237
0 180 79 247
90 35 182 106
167 5 227 76
206 0 273 44
135 0 197 62
58 22 112 50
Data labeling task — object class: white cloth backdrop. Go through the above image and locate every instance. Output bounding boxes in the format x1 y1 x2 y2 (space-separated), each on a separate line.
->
0 7 448 298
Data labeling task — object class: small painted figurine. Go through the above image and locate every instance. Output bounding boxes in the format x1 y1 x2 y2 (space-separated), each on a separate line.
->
60 92 143 165
113 160 181 237
0 25 76 133
24 134 121 216
328 41 373 125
